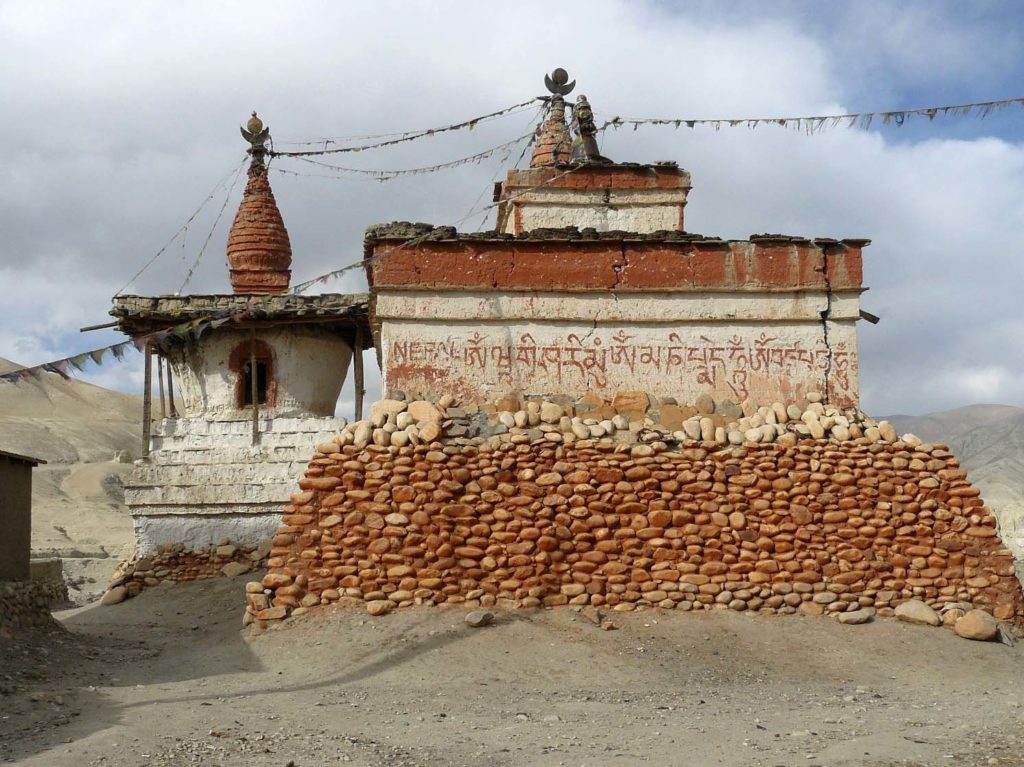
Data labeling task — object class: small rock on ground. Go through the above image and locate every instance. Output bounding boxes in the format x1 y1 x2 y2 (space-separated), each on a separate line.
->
366 600 392 617
895 599 940 627
465 609 495 628
837 607 875 625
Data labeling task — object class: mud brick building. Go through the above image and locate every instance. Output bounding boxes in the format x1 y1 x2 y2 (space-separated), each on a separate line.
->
367 91 868 408
102 74 1024 627
0 449 57 628
0 448 43 581
242 71 1022 626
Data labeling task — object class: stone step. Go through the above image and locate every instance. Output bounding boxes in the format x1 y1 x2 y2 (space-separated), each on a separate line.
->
126 482 300 506
155 417 346 438
147 446 321 465
130 461 308 486
151 431 341 451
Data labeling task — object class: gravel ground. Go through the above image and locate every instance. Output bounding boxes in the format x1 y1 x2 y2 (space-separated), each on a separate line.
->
1 574 1023 766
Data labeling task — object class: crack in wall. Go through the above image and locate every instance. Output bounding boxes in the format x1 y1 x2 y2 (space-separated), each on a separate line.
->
578 316 599 344
819 248 835 404
578 243 627 344
611 243 627 291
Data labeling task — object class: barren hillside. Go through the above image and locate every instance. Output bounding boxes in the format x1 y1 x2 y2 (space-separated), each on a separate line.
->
0 357 142 600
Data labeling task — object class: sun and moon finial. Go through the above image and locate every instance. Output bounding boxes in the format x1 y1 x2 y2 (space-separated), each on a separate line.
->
240 111 271 173
539 68 611 166
544 67 576 97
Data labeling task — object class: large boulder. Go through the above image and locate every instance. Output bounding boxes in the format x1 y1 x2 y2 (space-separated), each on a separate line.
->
954 609 1000 641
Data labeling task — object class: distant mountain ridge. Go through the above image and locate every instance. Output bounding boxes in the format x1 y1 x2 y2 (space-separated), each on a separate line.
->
0 356 141 463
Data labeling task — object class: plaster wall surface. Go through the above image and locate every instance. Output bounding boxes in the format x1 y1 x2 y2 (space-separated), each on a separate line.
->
168 326 351 419
0 458 32 581
126 415 346 556
375 290 861 323
503 191 685 234
497 165 691 234
369 231 866 409
133 513 282 555
380 315 858 407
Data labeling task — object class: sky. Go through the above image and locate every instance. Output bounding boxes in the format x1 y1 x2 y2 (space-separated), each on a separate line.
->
1 0 1023 418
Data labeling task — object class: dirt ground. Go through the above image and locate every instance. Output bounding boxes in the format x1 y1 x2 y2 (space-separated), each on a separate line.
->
1 576 1023 767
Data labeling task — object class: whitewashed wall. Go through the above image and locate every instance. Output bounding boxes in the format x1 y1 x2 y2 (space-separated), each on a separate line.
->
376 290 860 407
167 326 352 419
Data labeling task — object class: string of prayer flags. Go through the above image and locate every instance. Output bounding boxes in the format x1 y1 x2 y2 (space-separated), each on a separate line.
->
272 99 539 157
601 96 1024 135
0 341 135 383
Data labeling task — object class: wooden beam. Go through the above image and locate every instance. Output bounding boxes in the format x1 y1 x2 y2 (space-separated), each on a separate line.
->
79 320 119 332
166 359 177 418
354 324 365 421
142 342 152 458
156 355 166 419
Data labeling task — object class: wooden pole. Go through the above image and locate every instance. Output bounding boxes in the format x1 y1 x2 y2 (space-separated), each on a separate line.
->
354 325 365 422
250 330 260 446
156 354 166 419
142 342 153 458
166 360 177 418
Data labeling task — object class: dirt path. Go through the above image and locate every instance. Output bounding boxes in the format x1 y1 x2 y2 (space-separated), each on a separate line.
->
2 575 1023 766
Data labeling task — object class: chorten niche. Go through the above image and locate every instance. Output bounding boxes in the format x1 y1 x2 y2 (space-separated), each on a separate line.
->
227 112 292 293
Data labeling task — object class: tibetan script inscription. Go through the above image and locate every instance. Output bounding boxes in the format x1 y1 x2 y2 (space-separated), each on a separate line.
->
386 328 856 404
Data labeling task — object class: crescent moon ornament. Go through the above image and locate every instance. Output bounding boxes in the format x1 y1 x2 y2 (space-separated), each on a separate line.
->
544 68 576 96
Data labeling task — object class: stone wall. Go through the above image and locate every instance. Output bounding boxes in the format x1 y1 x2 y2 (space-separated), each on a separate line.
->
127 415 347 556
105 540 270 603
29 558 68 605
0 581 55 629
247 427 1023 626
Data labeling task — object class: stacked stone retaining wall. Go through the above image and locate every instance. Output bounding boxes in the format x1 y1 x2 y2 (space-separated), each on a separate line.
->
248 438 1024 625
0 581 56 629
107 541 270 602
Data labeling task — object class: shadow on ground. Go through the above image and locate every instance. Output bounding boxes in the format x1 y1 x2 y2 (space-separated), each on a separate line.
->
0 574 262 762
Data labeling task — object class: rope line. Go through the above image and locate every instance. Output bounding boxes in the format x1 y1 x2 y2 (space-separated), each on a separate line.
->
600 95 1024 134
274 133 534 182
113 157 248 296
273 103 540 146
270 99 539 157
178 160 248 293
290 161 586 294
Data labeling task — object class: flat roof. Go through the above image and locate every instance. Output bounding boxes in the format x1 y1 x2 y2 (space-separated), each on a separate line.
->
0 449 46 466
365 222 871 247
111 293 372 343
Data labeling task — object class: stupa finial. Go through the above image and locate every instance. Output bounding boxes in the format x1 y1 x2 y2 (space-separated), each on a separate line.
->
544 67 575 97
240 111 271 173
530 68 574 168
228 111 291 293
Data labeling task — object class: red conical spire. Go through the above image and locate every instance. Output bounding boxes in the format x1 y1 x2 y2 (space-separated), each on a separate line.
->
227 112 292 294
